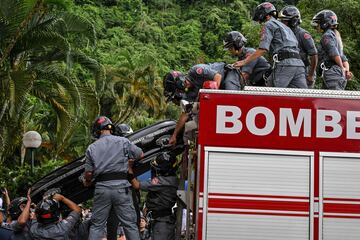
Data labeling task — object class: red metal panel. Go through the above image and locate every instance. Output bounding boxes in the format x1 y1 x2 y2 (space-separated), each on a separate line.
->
196 91 360 239
198 92 360 152
208 198 309 212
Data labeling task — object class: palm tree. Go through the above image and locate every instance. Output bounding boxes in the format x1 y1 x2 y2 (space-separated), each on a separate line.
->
102 50 164 124
0 0 105 165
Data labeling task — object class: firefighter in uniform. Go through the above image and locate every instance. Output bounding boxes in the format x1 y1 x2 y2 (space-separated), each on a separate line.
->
223 31 271 86
83 116 143 240
30 193 81 239
165 63 241 145
186 62 242 91
163 71 199 146
311 10 353 90
128 152 178 240
234 2 307 89
279 6 318 88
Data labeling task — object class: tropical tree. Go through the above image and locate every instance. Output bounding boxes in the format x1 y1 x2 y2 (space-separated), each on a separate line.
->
101 50 164 124
0 0 105 165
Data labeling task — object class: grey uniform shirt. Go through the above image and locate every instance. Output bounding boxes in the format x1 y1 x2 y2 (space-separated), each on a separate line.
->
292 26 317 66
2 220 31 240
187 63 225 88
84 134 143 187
318 29 348 63
259 17 304 67
183 62 226 101
30 211 80 240
238 47 270 84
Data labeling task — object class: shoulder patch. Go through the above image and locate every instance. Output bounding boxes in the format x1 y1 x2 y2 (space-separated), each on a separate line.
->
304 33 311 40
196 67 203 75
323 36 331 45
151 177 159 185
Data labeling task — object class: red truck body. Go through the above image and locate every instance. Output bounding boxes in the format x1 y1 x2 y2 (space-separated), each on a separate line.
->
195 88 360 240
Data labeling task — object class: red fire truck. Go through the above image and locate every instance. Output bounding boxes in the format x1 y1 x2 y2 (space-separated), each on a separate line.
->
192 87 360 240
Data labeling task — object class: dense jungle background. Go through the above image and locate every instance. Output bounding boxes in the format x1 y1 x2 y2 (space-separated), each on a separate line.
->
0 0 359 195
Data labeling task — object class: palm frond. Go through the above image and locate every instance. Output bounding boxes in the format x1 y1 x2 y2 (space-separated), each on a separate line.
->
9 70 35 118
57 12 96 46
13 30 70 55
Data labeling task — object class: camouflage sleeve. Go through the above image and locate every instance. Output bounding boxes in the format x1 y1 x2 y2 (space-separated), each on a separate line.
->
84 147 94 172
321 34 340 57
302 32 317 56
259 23 273 51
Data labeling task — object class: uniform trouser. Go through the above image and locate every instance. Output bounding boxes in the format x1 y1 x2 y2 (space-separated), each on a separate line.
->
222 69 241 90
323 65 347 90
151 216 175 240
268 65 308 88
88 185 140 240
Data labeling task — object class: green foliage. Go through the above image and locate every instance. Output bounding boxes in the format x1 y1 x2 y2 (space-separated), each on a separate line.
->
0 159 65 198
0 0 103 166
1 0 359 196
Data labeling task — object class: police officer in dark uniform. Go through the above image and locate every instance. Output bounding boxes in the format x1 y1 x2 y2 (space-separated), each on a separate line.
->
30 193 81 239
83 116 143 240
279 6 318 88
2 189 32 240
234 2 307 89
311 10 353 90
223 31 271 86
128 152 178 240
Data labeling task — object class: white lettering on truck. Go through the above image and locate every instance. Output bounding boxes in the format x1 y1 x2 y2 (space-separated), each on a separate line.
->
216 105 360 139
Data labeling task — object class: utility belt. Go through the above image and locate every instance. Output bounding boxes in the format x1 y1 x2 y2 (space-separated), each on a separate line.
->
95 172 128 182
151 209 173 219
274 51 301 61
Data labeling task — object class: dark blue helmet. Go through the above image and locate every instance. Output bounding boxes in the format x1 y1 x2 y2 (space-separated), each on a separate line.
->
115 123 133 137
223 31 247 50
163 71 186 103
311 10 338 30
35 199 61 224
8 197 27 220
92 116 114 138
253 2 277 23
279 6 302 27
150 152 176 176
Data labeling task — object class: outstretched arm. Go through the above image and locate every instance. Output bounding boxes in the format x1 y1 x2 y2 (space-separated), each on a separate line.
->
169 112 189 145
53 194 81 213
234 49 267 67
17 189 31 226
